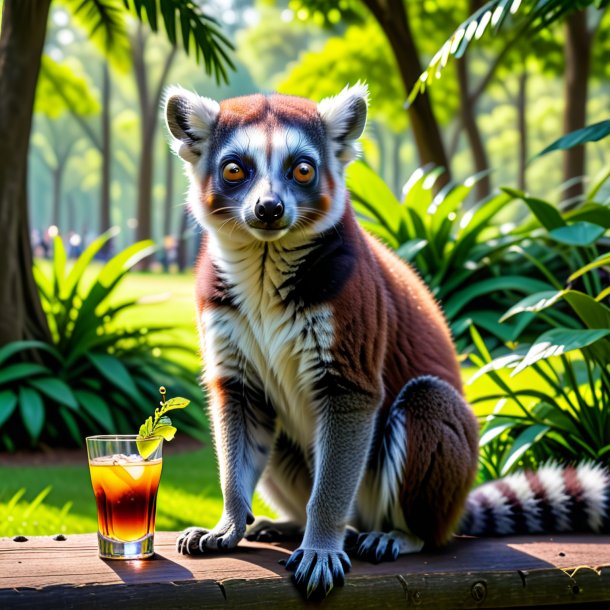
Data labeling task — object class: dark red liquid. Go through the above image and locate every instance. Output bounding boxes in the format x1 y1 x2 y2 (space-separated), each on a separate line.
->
89 459 162 541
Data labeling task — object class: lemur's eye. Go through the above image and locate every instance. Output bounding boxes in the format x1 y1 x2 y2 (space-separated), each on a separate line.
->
223 162 245 183
292 162 315 185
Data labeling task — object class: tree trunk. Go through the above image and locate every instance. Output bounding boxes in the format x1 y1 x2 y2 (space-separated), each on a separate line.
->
51 165 62 229
135 127 155 250
131 26 176 269
100 60 112 258
0 0 53 346
363 0 451 181
456 55 490 199
517 65 528 192
562 11 591 203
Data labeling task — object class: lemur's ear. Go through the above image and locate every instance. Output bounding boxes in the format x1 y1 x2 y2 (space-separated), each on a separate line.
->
318 82 368 165
164 86 220 164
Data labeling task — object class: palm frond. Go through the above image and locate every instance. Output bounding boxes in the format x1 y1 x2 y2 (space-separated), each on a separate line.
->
66 0 129 57
123 0 235 84
406 0 608 108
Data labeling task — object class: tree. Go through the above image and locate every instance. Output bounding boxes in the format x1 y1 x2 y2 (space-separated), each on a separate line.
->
0 0 234 347
277 20 411 194
408 0 610 198
33 54 100 230
130 23 177 257
293 0 452 178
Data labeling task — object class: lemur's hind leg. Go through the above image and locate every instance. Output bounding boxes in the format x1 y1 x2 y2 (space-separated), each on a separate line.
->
246 431 311 543
354 375 479 563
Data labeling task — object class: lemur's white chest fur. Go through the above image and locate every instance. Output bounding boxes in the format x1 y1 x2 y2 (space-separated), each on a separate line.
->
202 235 334 451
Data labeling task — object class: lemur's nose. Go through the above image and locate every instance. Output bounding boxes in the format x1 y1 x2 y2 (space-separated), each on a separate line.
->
255 194 284 223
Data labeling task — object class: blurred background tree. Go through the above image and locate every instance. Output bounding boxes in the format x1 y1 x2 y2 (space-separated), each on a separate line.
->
0 0 234 347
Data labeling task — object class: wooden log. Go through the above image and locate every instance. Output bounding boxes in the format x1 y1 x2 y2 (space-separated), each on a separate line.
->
1 532 609 608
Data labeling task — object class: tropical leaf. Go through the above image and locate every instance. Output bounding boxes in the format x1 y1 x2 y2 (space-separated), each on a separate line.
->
74 390 115 431
87 353 142 401
348 161 401 237
406 0 600 106
568 252 610 283
0 341 61 366
548 222 606 246
501 424 550 475
502 188 566 230
19 387 45 442
443 276 550 319
66 0 129 53
27 378 79 410
500 290 564 322
480 416 519 446
512 328 610 375
122 0 235 83
531 120 610 161
0 364 50 386
0 390 18 428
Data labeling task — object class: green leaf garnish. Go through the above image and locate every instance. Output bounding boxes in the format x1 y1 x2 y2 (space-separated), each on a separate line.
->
136 386 190 459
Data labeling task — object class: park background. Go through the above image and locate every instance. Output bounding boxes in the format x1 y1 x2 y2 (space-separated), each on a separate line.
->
0 0 609 537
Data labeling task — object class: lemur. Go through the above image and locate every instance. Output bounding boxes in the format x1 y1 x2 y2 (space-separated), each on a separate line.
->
164 84 610 599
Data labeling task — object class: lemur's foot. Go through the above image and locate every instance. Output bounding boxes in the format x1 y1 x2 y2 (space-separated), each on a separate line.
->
285 547 351 600
355 530 424 564
245 518 304 543
176 522 244 554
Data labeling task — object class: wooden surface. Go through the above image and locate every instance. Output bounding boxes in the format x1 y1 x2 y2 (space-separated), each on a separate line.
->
1 532 609 608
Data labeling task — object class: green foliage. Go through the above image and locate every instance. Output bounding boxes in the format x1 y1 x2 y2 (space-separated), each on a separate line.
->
236 7 325 90
0 231 205 451
36 56 100 119
347 161 543 347
122 0 235 82
278 21 406 131
470 216 609 479
137 387 190 457
530 119 610 161
407 0 610 107
63 0 235 82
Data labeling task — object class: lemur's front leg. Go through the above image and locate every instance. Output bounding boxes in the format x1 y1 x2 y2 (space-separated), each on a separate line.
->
176 338 274 554
285 391 376 599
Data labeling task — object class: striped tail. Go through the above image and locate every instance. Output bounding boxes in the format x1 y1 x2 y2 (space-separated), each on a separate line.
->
458 463 610 536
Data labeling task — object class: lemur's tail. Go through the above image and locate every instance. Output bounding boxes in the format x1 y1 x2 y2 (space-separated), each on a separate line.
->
458 463 610 536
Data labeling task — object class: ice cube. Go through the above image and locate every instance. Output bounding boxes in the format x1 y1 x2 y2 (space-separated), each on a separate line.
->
119 464 145 481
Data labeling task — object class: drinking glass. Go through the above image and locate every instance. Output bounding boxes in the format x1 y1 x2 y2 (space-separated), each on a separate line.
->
86 435 163 559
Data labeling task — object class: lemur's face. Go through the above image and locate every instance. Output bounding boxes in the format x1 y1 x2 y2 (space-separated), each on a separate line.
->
165 85 368 243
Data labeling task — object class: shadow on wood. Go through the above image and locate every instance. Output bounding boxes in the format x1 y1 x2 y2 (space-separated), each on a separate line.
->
1 532 609 608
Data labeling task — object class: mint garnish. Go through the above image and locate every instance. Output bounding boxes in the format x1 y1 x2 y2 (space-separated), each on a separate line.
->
137 386 190 458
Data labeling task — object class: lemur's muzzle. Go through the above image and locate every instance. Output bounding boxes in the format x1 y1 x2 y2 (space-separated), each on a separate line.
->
255 193 284 224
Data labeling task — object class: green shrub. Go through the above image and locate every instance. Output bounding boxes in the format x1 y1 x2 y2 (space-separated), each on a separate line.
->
471 251 610 480
348 161 552 348
0 230 205 451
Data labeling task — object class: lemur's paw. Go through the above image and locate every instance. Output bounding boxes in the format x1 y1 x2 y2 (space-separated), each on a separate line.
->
355 530 424 563
176 523 243 555
245 518 304 543
285 547 351 600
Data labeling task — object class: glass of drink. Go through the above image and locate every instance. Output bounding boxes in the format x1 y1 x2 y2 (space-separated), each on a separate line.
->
86 435 163 560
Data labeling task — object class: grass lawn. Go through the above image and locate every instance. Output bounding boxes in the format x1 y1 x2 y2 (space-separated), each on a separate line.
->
0 268 546 537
